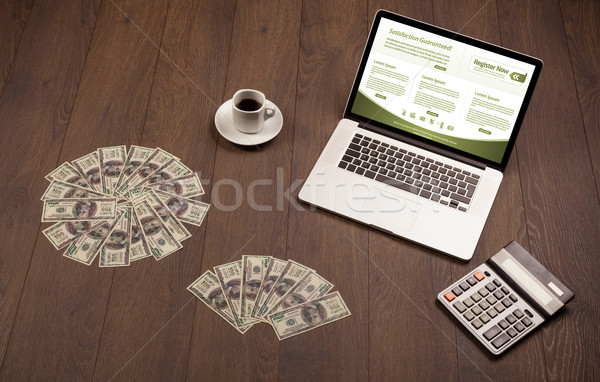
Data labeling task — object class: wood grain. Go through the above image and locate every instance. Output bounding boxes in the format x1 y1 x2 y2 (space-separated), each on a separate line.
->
0 0 100 376
185 1 302 380
0 0 166 380
0 0 598 380
363 2 461 381
498 0 600 380
280 1 370 381
91 1 235 381
434 1 547 380
0 0 31 97
559 8 600 376
561 0 600 199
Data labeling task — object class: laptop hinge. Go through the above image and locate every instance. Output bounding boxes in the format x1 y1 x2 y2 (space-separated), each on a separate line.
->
357 121 487 170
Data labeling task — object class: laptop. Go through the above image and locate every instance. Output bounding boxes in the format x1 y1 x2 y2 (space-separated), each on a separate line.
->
298 10 543 261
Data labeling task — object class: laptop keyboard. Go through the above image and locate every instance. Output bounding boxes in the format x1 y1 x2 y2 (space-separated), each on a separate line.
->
337 133 480 212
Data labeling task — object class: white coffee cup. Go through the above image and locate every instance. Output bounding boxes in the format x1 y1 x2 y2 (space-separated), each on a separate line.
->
231 89 275 134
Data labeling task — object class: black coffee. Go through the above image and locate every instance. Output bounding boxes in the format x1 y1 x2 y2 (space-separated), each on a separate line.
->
236 98 262 111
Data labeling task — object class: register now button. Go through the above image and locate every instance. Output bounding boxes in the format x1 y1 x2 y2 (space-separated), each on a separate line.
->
478 128 491 135
375 93 387 100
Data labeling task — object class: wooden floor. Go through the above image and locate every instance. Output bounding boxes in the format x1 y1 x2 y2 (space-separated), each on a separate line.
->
0 0 598 380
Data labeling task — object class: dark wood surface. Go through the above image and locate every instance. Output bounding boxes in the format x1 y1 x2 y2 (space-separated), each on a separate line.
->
0 0 598 381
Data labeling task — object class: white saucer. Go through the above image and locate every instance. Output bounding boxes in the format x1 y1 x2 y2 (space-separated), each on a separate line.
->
215 99 283 146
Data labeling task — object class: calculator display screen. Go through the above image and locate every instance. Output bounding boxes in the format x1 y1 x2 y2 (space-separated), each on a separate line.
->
501 258 553 305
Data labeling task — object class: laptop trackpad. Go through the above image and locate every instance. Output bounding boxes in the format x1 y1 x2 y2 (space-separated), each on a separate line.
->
360 186 421 233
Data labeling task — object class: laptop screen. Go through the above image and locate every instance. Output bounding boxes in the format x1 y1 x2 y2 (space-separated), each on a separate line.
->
345 11 542 169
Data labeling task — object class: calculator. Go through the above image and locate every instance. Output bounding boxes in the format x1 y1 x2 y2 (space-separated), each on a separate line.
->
438 241 574 355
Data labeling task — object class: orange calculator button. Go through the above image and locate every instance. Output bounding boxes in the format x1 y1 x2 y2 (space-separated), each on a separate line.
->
443 291 455 302
474 271 485 281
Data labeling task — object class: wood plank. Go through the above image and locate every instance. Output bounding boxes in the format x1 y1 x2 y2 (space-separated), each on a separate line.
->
91 1 235 381
0 0 168 380
497 0 600 380
280 1 370 380
184 1 302 380
0 0 31 95
432 0 548 380
561 0 600 199
0 0 100 375
364 3 462 381
0 1 597 380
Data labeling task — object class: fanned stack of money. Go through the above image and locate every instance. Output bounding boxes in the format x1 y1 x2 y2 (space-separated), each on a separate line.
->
41 145 210 267
187 256 351 340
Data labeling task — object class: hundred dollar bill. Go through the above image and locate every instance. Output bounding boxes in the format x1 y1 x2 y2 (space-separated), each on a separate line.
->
267 271 333 316
256 260 313 319
41 180 106 200
129 207 152 261
187 270 252 334
132 200 182 260
135 158 192 188
153 189 210 226
63 212 123 265
117 148 176 195
251 258 288 319
214 260 259 327
240 255 272 319
127 187 145 202
137 190 191 242
117 200 132 208
115 145 154 191
71 152 102 192
99 206 131 267
45 162 90 188
42 198 117 222
43 221 96 250
267 291 351 341
146 172 204 198
98 145 127 195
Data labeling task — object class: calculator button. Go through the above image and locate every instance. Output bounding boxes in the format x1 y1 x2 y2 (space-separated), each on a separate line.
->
472 319 483 329
459 281 470 291
471 306 482 316
507 328 518 338
463 311 475 321
443 291 456 302
513 309 524 319
453 301 466 313
491 333 511 349
522 317 533 327
483 325 502 341
480 313 490 324
479 301 490 310
471 293 481 302
501 298 513 308
452 287 463 297
487 309 498 318
463 297 474 308
514 322 525 332
506 314 516 325
474 271 485 281
493 290 504 300
486 295 497 305
494 303 506 313
467 277 478 286
478 288 489 297
485 282 496 292
524 309 534 318
509 294 518 303
498 319 509 330
493 279 502 287
501 286 509 294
